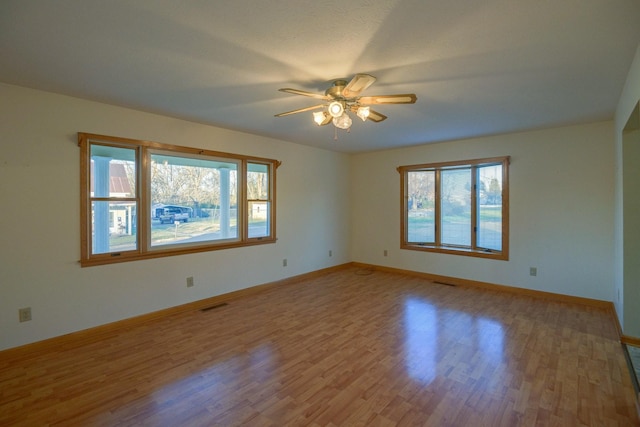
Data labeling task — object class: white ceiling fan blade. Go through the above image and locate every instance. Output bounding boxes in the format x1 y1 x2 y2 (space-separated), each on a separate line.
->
278 88 329 100
367 109 388 122
342 74 377 98
358 94 417 105
274 104 325 117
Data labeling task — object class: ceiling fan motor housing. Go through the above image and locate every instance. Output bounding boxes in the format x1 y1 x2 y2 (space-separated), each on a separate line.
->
326 80 349 99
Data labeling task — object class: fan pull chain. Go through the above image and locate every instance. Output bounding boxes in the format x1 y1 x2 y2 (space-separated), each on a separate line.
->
334 126 338 141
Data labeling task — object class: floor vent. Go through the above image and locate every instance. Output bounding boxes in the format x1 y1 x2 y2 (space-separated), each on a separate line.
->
201 302 229 312
434 281 456 287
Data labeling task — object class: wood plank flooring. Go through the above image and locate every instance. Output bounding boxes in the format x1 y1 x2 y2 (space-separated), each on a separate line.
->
1 267 638 426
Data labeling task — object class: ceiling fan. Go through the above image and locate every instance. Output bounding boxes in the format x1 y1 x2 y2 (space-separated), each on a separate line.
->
275 74 417 132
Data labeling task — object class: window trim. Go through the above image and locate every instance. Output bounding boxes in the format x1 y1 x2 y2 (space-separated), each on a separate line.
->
79 132 280 267
398 156 509 261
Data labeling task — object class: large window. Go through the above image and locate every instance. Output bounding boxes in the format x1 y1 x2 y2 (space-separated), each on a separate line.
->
399 156 509 260
79 133 280 266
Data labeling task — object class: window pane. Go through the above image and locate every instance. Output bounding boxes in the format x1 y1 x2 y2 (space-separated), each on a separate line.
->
407 171 435 242
248 201 270 238
477 164 502 250
400 156 508 260
91 201 137 254
441 168 471 246
247 163 269 200
247 163 270 238
81 133 279 266
150 153 239 247
90 145 136 198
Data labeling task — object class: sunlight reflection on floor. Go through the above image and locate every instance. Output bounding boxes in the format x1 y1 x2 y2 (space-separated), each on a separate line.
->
404 298 438 384
403 297 505 385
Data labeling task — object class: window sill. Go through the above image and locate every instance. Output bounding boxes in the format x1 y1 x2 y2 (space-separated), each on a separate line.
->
402 243 508 261
80 238 276 267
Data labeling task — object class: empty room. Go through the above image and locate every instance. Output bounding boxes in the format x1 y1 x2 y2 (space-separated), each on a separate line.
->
1 1 640 425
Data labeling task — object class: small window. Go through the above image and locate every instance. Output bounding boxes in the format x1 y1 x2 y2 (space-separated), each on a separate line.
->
79 133 280 266
247 162 271 239
399 156 509 260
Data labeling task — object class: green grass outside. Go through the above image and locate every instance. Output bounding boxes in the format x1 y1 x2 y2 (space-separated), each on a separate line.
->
409 205 501 224
108 216 268 248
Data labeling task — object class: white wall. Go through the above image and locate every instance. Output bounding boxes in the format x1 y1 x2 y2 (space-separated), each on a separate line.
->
623 128 640 338
0 83 351 351
615 43 640 336
1 74 631 351
351 122 615 301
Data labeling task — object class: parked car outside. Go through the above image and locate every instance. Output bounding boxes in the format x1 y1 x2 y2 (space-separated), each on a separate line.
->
158 207 189 224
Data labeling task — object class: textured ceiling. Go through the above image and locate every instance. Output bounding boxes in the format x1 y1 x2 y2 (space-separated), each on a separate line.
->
1 0 639 153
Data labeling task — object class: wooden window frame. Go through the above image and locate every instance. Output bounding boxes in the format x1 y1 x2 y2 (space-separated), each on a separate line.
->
79 132 280 267
398 156 509 261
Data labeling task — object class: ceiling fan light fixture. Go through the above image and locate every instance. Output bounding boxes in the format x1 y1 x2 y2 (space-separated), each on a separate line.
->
313 111 331 126
328 101 344 118
332 112 352 130
276 74 417 139
356 106 370 121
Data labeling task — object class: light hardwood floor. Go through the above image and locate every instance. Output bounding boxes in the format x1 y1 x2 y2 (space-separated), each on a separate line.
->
1 267 638 426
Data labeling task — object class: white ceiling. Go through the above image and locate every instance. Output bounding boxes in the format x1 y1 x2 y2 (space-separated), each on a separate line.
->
1 1 639 153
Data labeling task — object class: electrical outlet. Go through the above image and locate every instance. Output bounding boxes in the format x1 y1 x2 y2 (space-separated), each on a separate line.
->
529 267 537 277
283 258 287 267
384 249 388 257
19 307 31 322
186 276 194 287
329 250 332 257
